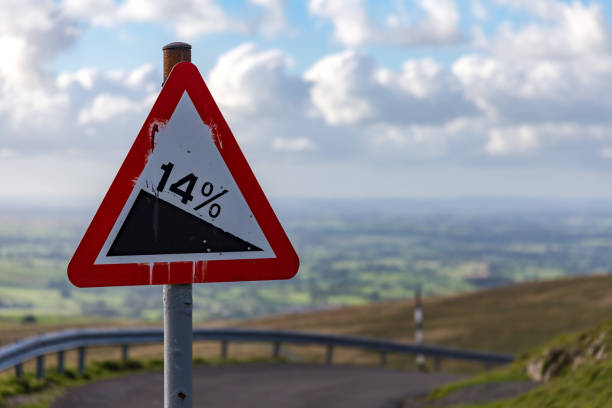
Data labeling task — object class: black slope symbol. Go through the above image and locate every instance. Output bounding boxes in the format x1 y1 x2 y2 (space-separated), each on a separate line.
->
107 190 262 256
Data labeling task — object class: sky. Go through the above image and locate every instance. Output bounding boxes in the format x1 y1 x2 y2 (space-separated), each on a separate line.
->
2 0 612 207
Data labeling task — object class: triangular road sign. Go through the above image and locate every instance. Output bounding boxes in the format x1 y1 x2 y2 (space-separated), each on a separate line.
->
68 62 299 287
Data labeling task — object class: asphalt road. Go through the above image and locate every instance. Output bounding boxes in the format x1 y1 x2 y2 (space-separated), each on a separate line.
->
52 364 460 408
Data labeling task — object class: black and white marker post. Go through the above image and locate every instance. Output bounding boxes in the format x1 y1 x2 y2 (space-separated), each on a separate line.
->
414 285 425 370
162 42 193 408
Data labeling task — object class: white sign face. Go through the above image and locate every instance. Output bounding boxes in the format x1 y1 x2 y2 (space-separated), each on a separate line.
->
95 92 274 265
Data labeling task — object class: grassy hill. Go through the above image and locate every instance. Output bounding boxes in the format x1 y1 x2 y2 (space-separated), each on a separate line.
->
236 273 612 358
2 273 612 374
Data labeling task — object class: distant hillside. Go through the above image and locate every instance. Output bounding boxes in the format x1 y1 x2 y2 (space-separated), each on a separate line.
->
2 205 612 321
237 274 612 355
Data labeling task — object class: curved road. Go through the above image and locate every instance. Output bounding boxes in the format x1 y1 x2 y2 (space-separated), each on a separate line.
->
52 364 459 408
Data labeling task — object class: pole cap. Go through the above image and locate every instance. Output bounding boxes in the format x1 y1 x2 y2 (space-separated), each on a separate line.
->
162 42 192 83
163 42 192 50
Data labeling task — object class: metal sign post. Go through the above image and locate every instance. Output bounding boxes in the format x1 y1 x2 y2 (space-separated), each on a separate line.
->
162 42 193 408
67 40 299 406
164 283 192 407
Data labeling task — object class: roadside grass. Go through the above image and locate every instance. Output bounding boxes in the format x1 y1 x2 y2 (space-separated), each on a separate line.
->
424 320 612 407
447 358 612 408
426 368 529 401
0 356 288 408
0 360 151 408
476 360 612 408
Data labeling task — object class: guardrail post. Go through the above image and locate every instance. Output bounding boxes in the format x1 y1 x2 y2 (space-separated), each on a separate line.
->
325 345 333 365
121 344 129 362
36 355 45 379
272 341 281 359
78 346 86 374
15 363 23 378
57 350 65 374
380 351 387 366
434 356 441 372
220 340 228 359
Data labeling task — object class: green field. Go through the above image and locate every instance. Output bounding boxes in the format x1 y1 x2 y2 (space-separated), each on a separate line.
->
2 199 612 321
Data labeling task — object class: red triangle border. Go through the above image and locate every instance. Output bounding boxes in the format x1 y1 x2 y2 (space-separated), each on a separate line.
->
68 62 299 287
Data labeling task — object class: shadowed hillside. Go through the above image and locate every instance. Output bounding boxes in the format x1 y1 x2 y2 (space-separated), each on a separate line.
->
237 274 612 355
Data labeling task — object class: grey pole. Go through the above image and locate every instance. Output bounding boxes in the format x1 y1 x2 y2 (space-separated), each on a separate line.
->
162 42 193 408
164 284 193 407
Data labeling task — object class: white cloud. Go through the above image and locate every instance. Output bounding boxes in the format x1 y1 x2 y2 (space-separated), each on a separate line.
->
386 0 462 46
208 43 308 115
305 50 474 125
249 0 291 36
126 0 247 38
393 58 444 98
57 68 97 90
3 0 612 203
124 64 155 88
62 0 247 38
272 137 316 152
0 0 77 127
366 122 453 158
1 52 159 159
601 147 612 159
472 0 487 20
0 148 17 159
492 0 609 60
305 50 376 125
209 44 477 164
308 0 462 47
62 0 117 26
61 0 293 38
77 93 145 125
486 126 539 155
452 53 612 124
309 0 373 46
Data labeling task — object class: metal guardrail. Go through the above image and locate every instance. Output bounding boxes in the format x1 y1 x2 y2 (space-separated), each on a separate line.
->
0 328 514 378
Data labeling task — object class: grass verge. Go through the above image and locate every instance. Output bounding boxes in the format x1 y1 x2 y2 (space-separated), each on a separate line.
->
424 320 612 408
0 356 287 408
426 368 528 401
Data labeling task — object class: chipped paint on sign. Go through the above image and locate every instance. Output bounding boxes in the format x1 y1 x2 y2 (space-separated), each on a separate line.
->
95 92 274 265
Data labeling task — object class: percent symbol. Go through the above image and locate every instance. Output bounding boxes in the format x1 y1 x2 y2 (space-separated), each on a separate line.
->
194 181 228 218
156 161 228 219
